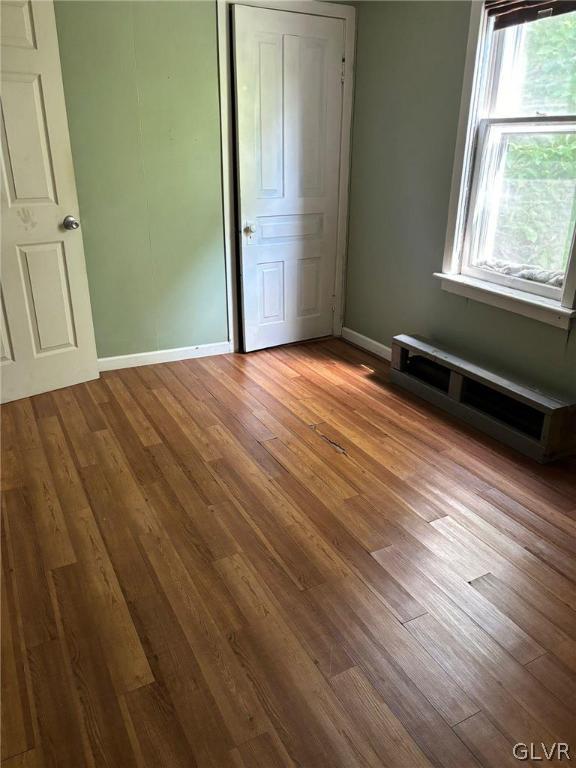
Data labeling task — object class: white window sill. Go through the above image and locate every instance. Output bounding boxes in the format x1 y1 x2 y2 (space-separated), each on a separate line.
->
433 272 576 330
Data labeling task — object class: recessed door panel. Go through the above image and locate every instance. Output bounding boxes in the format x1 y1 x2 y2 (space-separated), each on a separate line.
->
0 291 14 363
1 73 57 204
19 242 76 353
256 213 323 244
257 34 284 199
299 38 326 197
1 0 36 50
297 257 321 317
258 262 284 324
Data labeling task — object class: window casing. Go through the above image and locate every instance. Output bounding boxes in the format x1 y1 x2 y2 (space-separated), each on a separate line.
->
443 5 576 319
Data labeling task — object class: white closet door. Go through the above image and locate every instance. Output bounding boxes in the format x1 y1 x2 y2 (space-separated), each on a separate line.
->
233 5 344 352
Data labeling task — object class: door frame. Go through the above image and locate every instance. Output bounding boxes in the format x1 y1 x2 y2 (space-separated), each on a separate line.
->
217 0 356 351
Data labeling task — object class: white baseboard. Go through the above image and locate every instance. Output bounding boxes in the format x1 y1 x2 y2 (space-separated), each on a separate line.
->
341 327 392 361
98 340 233 372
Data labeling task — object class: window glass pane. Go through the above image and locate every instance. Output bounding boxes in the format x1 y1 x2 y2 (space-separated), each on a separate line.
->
468 126 576 287
494 12 576 117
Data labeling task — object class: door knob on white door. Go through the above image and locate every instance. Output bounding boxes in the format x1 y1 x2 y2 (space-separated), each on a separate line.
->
62 215 80 230
243 223 256 236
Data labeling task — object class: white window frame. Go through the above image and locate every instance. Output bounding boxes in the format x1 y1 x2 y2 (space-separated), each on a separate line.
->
436 1 576 329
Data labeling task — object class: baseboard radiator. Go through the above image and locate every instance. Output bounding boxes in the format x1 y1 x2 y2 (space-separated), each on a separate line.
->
389 334 576 463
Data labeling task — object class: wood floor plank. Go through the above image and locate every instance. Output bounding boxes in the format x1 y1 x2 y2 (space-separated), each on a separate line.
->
404 612 558 746
37 415 89 515
122 682 199 768
1 749 44 768
192 359 278 444
104 376 162 448
416 474 576 585
0 443 23 491
2 490 57 649
129 363 165 391
164 360 218 404
379 541 544 665
142 478 246 638
227 613 385 768
263 433 358 503
480 486 576 555
377 547 575 741
52 388 97 468
2 339 575 768
330 666 435 768
94 395 162 488
154 387 222 461
525 653 576 704
273 470 425 621
92 429 162 538
209 456 342 591
28 638 90 768
214 551 276 624
147 443 238 562
72 383 107 432
19 447 76 571
214 499 355 679
79 464 158 603
231 732 295 768
453 712 525 768
432 515 576 640
316 575 479 726
57 507 154 694
139 530 271 746
301 398 423 480
214 375 385 499
222 354 327 425
51 564 140 767
9 399 41 451
445 446 576 512
426 494 576 609
132 385 228 506
363 493 489 581
470 573 576 672
129 587 238 768
309 585 481 767
152 363 220 428
1 537 33 761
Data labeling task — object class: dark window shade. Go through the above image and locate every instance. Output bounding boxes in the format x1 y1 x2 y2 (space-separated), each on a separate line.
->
486 0 576 29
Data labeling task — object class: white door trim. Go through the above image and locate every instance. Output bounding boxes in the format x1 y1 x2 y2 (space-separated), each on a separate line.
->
217 0 356 351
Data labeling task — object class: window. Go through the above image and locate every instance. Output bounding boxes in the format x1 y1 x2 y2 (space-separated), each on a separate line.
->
440 1 576 327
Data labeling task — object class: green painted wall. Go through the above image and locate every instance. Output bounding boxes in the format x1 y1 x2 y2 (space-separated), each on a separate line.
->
55 0 228 358
346 0 576 396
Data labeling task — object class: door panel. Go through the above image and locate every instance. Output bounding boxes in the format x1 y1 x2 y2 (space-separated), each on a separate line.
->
297 257 321 317
19 242 76 353
256 33 283 199
1 0 98 402
0 291 14 363
2 73 57 203
233 6 344 352
258 261 284 324
1 0 37 51
297 37 326 197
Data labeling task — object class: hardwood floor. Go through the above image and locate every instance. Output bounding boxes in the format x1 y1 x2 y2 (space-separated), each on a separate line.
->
2 338 575 768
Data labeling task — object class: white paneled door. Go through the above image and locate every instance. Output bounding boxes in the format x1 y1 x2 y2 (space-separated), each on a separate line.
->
233 5 344 351
1 0 98 403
